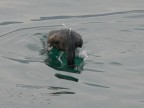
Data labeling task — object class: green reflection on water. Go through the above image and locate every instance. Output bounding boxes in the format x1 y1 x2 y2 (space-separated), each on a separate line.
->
45 48 84 73
55 73 78 82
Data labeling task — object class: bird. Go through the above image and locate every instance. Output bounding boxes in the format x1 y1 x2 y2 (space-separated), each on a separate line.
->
47 28 83 67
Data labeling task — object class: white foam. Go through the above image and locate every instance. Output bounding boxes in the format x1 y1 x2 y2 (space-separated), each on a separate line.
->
79 50 88 60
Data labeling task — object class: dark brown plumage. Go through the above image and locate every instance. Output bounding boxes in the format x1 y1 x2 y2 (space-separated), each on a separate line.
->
47 29 83 67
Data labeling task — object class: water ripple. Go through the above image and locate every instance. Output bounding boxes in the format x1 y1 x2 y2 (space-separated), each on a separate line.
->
84 82 110 88
16 84 69 90
49 91 75 96
2 56 43 64
0 21 23 26
0 25 61 37
84 68 105 72
31 10 144 21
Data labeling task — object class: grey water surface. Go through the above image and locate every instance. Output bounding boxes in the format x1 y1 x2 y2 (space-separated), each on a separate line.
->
0 0 144 108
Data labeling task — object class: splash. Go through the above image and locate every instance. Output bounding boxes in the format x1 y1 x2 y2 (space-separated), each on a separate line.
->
62 23 70 29
79 50 88 60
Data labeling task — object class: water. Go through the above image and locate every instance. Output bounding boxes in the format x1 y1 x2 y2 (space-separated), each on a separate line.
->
0 0 144 108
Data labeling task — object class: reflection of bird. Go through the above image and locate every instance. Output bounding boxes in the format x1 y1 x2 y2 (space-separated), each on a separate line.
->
47 29 83 67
